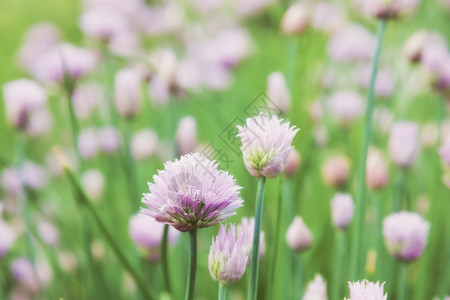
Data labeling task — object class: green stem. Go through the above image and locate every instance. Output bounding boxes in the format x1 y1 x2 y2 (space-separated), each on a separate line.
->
248 176 267 300
268 176 284 298
393 171 406 212
218 283 226 300
350 19 387 280
332 231 345 300
185 229 197 300
398 263 407 300
296 254 304 298
374 194 384 280
161 224 172 294
122 119 139 210
62 165 153 300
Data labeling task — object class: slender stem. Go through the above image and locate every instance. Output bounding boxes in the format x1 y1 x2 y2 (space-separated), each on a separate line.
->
218 283 226 300
161 224 172 294
296 254 304 298
374 194 384 280
248 176 267 300
398 263 407 300
350 20 387 280
185 229 197 300
393 171 406 212
332 230 345 300
268 176 284 298
122 119 139 210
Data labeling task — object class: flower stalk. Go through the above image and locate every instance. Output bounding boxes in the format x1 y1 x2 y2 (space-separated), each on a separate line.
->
185 229 197 300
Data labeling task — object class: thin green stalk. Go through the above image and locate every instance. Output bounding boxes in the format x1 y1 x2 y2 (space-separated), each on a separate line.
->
295 255 304 298
393 171 406 212
373 194 384 280
161 224 172 294
248 176 267 300
350 20 387 280
332 230 345 300
59 161 154 300
218 283 226 300
398 263 407 300
185 229 197 300
268 176 284 298
122 119 139 210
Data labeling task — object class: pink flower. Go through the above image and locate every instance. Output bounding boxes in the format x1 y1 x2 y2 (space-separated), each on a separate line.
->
286 216 312 252
267 72 291 114
388 121 419 169
346 280 387 300
326 90 365 125
114 68 142 119
366 148 389 189
176 116 197 156
328 25 375 63
331 193 355 230
131 129 159 160
303 274 327 300
79 7 128 41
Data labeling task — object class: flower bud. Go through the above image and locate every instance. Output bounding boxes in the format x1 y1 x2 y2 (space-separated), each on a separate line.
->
366 148 389 190
175 116 197 156
403 30 428 63
97 127 121 154
302 274 327 300
238 217 266 260
281 3 308 36
0 219 16 257
285 149 301 177
328 25 375 63
79 7 128 41
331 193 355 230
321 155 350 187
388 121 419 169
37 219 59 247
81 169 105 202
326 90 365 125
267 72 291 114
77 128 99 159
286 216 312 252
114 68 141 119
131 129 158 160
370 0 420 20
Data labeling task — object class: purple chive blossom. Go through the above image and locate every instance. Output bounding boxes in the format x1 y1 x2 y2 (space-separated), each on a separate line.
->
286 216 313 252
236 113 299 178
331 193 355 230
141 153 243 232
208 224 248 285
302 274 328 300
346 280 387 300
383 211 430 262
388 121 419 169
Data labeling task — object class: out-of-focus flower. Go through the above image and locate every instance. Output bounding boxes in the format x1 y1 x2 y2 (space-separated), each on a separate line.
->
25 108 53 136
131 129 158 160
354 66 396 98
72 82 103 120
321 155 350 187
420 123 439 149
208 224 247 285
237 217 266 259
31 43 98 83
81 169 105 202
326 90 365 125
233 0 273 16
108 30 140 57
286 216 312 252
366 148 389 189
285 149 301 177
176 116 197 156
237 114 298 178
389 121 419 169
114 68 141 119
11 258 52 293
267 72 291 114
302 274 327 300
439 139 450 166
129 213 180 261
141 153 243 232
281 3 309 36
346 280 387 300
403 30 428 63
373 107 394 134
58 251 78 272
0 219 16 257
91 240 105 261
37 219 59 247
2 79 47 130
314 125 329 147
79 7 128 41
20 161 48 190
383 211 430 261
328 25 375 63
331 193 355 230
370 0 420 20
77 127 99 159
309 100 324 124
311 1 347 34
1 168 22 196
98 127 121 154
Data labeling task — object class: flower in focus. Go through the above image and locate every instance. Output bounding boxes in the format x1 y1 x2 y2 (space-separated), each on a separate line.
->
346 280 387 300
330 193 355 230
141 153 243 232
286 216 312 252
236 113 298 178
79 7 128 41
302 274 328 300
388 121 419 169
383 211 430 261
2 79 47 130
11 258 53 294
81 169 105 202
238 217 266 260
208 224 248 285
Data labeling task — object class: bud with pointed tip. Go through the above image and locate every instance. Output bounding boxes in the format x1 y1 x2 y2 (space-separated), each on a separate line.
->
114 68 141 119
176 116 197 156
330 193 355 230
281 3 309 36
286 216 312 252
267 72 291 114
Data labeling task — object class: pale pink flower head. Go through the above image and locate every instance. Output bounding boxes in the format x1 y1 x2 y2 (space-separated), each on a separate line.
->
129 213 180 261
439 139 450 166
81 169 105 202
79 7 128 41
236 114 299 178
2 79 47 130
388 121 419 169
311 1 347 34
0 219 16 257
366 148 389 190
326 90 365 125
77 127 99 159
114 68 142 119
383 211 430 261
238 217 266 260
369 0 420 20
321 155 350 187
403 30 428 63
72 82 103 120
11 258 52 293
285 149 301 177
281 3 309 36
346 280 387 300
286 216 312 252
1 168 23 196
302 274 328 300
208 224 248 285
98 126 121 154
37 219 60 247
141 153 243 232
25 108 53 137
20 161 48 190
355 66 396 98
131 129 158 160
267 72 291 114
176 116 197 156
328 25 375 63
331 193 355 230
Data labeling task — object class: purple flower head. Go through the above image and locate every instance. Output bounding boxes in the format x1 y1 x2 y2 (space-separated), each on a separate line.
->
286 216 312 252
267 72 291 114
236 113 298 178
328 24 375 63
141 153 243 232
208 224 248 285
0 219 16 257
302 274 327 300
389 121 419 169
346 280 387 300
331 193 355 230
383 211 430 261
238 217 266 260
326 90 365 125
